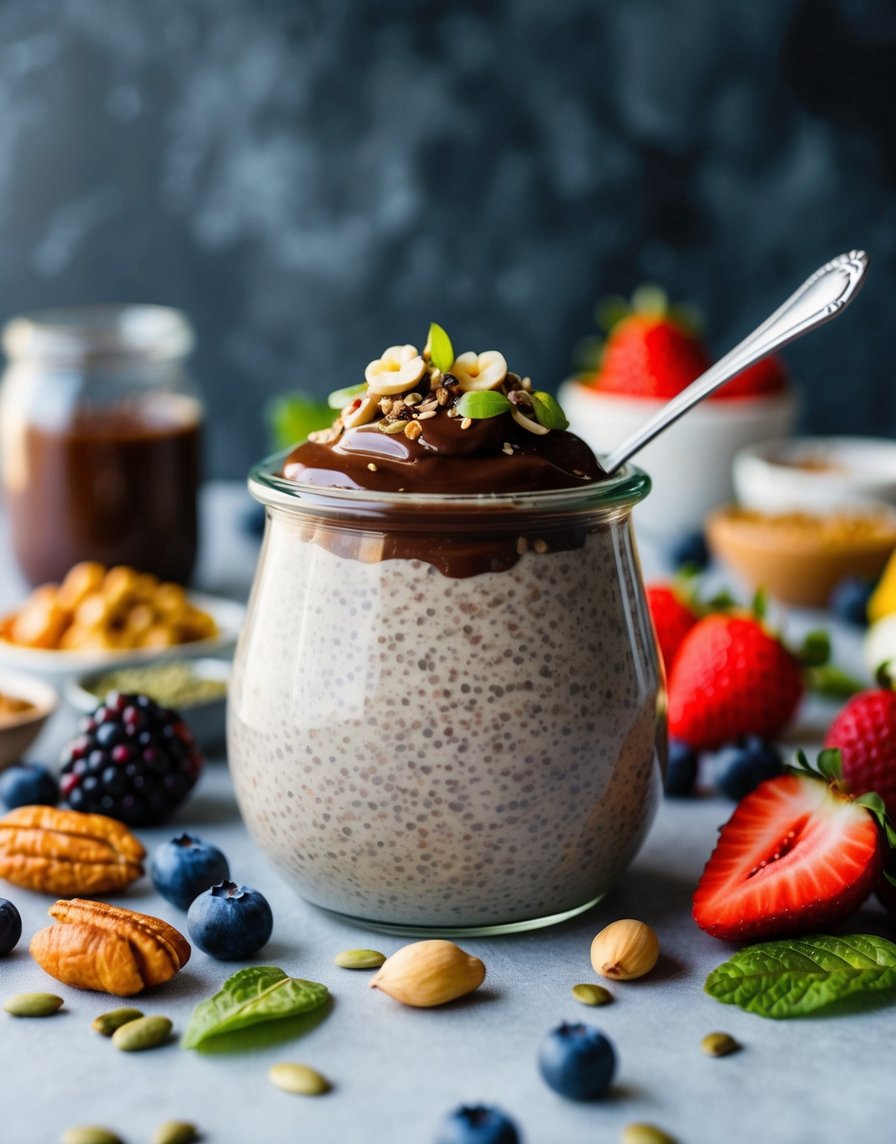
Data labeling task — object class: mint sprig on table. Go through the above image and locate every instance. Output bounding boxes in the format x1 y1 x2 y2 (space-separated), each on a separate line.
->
705 934 896 1018
182 966 329 1049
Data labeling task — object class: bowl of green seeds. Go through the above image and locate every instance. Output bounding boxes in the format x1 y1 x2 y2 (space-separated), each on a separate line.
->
66 657 230 751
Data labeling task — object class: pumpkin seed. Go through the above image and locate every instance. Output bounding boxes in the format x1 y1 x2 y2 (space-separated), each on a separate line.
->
112 1014 172 1052
268 1061 331 1096
62 1128 123 1144
701 1031 741 1057
152 1121 200 1144
4 992 63 1017
334 948 386 970
92 1007 144 1037
621 1123 677 1144
571 982 613 1007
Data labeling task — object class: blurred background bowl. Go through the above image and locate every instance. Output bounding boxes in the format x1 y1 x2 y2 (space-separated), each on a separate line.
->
706 506 896 608
66 656 230 752
733 436 896 515
559 380 797 540
0 668 58 769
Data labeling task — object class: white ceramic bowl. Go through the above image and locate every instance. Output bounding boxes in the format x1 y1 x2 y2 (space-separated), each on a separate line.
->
558 380 797 539
0 668 58 769
66 656 230 751
733 436 896 515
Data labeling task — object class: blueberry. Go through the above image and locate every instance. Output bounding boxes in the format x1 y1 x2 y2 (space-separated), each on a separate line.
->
434 1104 521 1144
0 762 59 810
150 833 231 911
666 530 710 571
187 881 273 960
715 737 783 801
664 738 699 797
0 898 22 955
537 1022 616 1101
829 577 875 627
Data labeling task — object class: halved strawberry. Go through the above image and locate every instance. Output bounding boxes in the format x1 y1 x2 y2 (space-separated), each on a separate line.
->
693 755 883 942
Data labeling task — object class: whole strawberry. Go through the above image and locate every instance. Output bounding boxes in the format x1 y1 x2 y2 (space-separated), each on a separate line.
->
668 614 803 751
693 749 884 941
595 310 710 399
646 583 698 674
711 355 788 400
824 682 896 820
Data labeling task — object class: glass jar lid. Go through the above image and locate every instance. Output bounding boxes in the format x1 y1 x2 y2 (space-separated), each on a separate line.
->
2 305 194 364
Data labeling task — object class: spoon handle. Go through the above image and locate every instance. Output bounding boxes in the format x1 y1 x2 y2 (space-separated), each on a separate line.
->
602 250 870 475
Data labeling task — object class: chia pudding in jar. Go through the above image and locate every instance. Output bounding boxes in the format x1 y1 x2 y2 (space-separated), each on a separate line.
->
228 332 664 933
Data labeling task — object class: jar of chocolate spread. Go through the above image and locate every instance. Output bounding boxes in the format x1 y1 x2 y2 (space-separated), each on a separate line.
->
0 306 203 586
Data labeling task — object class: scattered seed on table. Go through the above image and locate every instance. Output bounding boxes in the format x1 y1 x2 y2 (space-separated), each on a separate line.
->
92 1007 143 1037
62 1128 123 1144
701 1031 741 1057
4 992 63 1017
152 1121 200 1144
621 1123 678 1144
334 948 386 970
571 982 613 1006
112 1014 173 1052
269 1062 331 1096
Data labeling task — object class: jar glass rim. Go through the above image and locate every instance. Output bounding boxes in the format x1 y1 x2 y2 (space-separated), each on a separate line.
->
249 448 651 519
2 305 194 363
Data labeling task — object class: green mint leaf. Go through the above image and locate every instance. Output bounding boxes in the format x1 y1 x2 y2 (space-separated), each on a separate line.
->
182 967 329 1049
455 391 512 419
268 393 332 449
530 391 570 431
705 934 896 1019
428 322 454 374
875 660 894 689
327 382 368 410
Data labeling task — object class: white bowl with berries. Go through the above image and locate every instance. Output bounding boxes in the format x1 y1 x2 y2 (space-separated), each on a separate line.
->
559 289 797 541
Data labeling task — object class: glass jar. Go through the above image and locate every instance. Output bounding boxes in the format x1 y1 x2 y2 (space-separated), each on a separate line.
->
0 305 203 586
228 456 665 935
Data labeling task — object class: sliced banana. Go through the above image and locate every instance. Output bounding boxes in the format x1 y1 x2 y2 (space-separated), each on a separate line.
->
510 405 549 435
342 390 380 428
365 345 426 395
452 350 507 392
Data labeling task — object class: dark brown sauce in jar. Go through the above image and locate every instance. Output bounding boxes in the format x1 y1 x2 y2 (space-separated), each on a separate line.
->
1 306 203 586
6 400 201 586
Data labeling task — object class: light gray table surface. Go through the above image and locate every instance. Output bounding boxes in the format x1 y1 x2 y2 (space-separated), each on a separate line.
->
0 482 891 1144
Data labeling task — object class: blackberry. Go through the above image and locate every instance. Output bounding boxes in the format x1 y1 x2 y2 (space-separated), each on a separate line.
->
59 692 203 826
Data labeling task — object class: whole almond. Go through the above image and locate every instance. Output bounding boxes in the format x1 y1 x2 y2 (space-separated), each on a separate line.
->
590 919 660 981
369 939 485 1007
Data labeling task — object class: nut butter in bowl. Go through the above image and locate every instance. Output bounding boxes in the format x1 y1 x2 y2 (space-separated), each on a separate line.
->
228 327 665 934
0 305 202 587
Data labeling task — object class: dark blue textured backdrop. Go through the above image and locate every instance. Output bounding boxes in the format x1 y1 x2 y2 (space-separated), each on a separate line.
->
0 0 894 476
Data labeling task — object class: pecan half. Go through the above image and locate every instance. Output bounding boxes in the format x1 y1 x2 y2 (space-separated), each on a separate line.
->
0 806 145 895
30 899 190 996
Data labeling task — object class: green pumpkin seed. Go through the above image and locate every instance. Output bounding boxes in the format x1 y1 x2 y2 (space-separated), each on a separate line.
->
152 1121 200 1144
61 1128 123 1144
701 1031 741 1057
92 1007 144 1037
268 1061 331 1096
621 1123 677 1144
4 992 63 1017
571 982 613 1006
112 1014 172 1052
334 948 386 970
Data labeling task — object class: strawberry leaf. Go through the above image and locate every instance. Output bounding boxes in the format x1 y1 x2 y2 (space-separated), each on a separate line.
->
705 934 896 1018
797 630 831 669
806 664 866 699
854 792 896 848
751 587 768 621
816 747 844 782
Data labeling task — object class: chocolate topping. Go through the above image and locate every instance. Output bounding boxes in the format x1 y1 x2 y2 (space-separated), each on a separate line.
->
283 415 606 494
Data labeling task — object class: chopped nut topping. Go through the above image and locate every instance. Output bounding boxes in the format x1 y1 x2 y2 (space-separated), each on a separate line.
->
367 462 378 471
404 421 423 440
533 539 549 554
417 410 437 420
436 387 450 406
502 442 514 456
382 419 410 435
460 417 473 430
515 537 528 555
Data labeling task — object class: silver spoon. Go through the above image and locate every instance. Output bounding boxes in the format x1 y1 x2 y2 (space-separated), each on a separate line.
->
602 250 870 475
